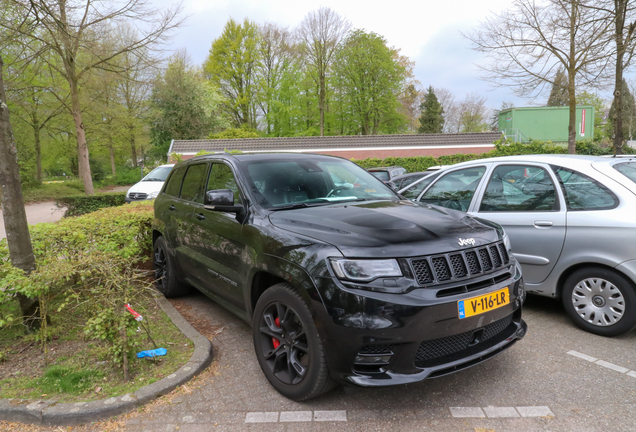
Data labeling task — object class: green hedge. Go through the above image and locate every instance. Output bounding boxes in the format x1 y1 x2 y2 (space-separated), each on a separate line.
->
55 192 127 217
353 139 631 172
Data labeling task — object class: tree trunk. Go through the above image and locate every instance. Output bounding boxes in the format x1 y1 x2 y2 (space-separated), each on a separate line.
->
613 0 626 156
109 139 116 176
0 55 39 330
130 127 137 167
34 125 42 182
319 72 325 137
567 1 577 155
69 81 94 195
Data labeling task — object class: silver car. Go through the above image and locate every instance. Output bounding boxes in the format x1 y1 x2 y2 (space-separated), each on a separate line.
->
399 154 636 336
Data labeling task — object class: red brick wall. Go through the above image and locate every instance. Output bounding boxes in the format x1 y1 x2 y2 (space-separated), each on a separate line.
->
172 146 494 163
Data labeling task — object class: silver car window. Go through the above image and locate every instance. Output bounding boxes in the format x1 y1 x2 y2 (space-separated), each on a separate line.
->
400 172 439 199
480 165 558 212
419 167 486 211
614 162 636 185
552 165 618 211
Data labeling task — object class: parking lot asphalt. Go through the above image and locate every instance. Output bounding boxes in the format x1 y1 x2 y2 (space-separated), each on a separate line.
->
17 291 636 432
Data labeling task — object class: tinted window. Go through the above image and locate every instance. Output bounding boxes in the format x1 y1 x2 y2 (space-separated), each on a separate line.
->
370 171 390 181
400 173 439 199
207 163 240 203
480 165 558 212
164 166 186 197
552 165 618 210
419 167 486 211
180 163 209 204
614 162 636 185
240 158 395 209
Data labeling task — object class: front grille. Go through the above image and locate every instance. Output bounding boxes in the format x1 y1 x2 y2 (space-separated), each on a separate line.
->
128 192 148 200
358 345 393 355
414 313 514 367
410 241 510 287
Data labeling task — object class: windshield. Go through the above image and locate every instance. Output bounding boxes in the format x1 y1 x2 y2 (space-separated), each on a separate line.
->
142 166 173 182
239 158 397 210
614 162 636 185
370 170 390 181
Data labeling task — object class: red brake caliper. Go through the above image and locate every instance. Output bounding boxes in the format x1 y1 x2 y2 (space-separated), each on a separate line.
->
272 317 281 349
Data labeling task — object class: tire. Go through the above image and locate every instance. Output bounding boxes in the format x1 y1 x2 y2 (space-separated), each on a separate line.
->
252 283 335 401
153 236 190 298
562 267 636 337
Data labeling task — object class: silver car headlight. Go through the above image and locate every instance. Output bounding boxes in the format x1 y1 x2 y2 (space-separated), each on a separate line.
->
329 258 402 282
147 191 159 199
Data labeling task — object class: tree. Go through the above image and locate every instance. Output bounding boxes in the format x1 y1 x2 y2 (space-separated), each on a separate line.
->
257 23 295 134
436 88 460 133
332 29 407 135
204 18 261 129
607 79 636 140
0 55 38 330
547 68 569 106
586 1 636 154
418 86 444 133
1 0 183 194
457 93 490 133
576 90 607 141
467 0 611 154
297 7 351 136
150 52 228 160
490 101 515 132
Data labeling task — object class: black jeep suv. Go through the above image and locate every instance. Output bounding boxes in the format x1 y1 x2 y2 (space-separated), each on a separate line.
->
152 153 527 401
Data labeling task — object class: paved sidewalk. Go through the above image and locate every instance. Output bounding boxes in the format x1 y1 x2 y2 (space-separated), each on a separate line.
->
0 186 130 239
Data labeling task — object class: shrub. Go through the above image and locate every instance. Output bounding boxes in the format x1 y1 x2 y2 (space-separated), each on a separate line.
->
55 192 127 217
0 202 154 371
353 139 610 172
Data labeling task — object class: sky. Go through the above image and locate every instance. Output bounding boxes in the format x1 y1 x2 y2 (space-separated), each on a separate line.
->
148 0 585 110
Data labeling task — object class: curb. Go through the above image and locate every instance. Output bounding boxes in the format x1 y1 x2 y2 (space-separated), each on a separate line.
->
0 294 214 426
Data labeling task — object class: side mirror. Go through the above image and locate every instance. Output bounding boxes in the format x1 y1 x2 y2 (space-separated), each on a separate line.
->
204 189 243 213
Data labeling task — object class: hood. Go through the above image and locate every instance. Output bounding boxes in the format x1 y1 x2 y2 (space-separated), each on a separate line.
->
126 181 165 196
269 200 501 258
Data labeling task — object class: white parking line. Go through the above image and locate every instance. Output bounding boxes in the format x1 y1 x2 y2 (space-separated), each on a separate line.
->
450 406 553 418
450 407 485 418
245 410 347 423
567 350 634 377
245 412 279 423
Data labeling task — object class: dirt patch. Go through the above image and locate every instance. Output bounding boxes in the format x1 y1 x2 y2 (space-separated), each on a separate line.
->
0 339 85 382
169 298 225 340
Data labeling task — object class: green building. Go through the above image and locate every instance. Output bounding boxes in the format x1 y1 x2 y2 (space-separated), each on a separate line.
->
498 106 595 143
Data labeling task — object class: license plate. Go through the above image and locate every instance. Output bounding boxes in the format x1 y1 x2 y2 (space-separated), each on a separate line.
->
458 287 509 319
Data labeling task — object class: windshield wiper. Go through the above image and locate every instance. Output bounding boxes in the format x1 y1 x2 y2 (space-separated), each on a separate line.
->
143 177 164 182
269 203 310 211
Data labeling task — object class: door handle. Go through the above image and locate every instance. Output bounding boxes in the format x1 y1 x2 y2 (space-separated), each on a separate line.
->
169 205 176 211
196 213 206 220
534 220 553 228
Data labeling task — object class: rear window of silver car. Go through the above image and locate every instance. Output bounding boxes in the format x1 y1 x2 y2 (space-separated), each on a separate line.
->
552 165 618 211
614 162 636 185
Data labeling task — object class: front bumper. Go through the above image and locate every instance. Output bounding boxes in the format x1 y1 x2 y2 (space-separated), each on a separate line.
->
311 262 526 386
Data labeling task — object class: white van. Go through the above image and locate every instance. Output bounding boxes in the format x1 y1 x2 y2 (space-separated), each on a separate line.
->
125 164 174 203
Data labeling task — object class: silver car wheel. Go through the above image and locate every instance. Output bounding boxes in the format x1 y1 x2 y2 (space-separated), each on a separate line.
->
571 277 625 327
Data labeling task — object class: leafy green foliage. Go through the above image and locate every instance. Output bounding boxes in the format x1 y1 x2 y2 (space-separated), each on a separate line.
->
332 30 407 135
208 127 260 139
418 86 444 133
0 202 154 376
55 193 127 217
150 54 228 160
204 18 262 128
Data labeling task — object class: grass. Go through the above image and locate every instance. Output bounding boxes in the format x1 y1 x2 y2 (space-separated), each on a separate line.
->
20 180 85 203
0 287 194 403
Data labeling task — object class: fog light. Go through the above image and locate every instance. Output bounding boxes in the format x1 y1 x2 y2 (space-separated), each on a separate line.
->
516 327 526 338
354 355 392 365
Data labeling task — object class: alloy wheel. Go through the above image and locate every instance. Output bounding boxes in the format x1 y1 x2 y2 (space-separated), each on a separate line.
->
154 246 168 289
257 302 310 385
571 277 625 327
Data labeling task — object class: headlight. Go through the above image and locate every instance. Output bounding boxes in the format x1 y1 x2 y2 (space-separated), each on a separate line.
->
329 259 402 282
147 191 159 199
